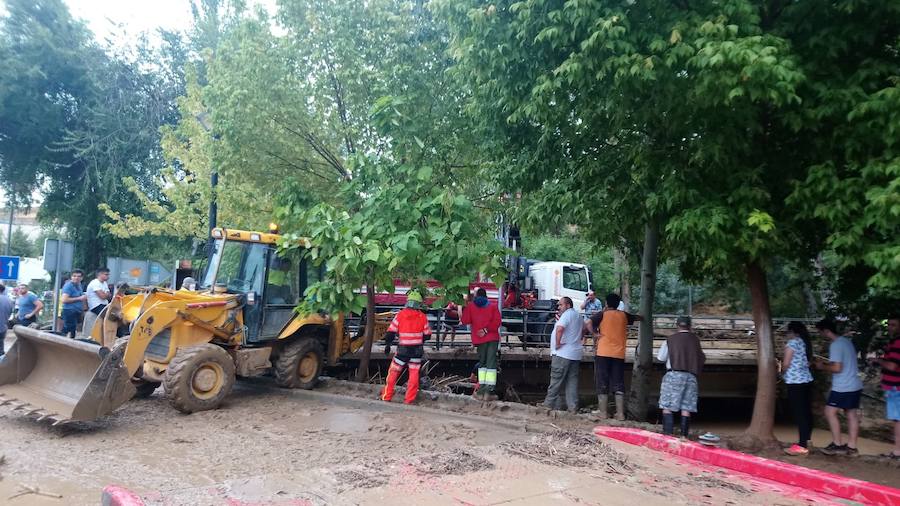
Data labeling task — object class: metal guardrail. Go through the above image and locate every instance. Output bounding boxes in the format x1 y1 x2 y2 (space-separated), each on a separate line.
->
346 306 821 352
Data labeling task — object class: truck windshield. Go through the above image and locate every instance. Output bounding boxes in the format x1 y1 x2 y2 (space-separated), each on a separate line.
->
201 239 268 293
562 266 589 292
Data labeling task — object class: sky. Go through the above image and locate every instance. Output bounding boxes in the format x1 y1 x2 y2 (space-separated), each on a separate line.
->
0 0 278 208
65 0 196 42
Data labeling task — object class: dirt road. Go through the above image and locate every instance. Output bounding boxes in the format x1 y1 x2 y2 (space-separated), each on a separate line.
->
0 380 883 505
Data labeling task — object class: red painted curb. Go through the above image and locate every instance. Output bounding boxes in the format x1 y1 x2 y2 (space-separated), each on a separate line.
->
595 426 900 506
101 485 145 506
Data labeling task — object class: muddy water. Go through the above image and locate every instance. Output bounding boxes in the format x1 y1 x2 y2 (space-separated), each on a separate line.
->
0 379 852 505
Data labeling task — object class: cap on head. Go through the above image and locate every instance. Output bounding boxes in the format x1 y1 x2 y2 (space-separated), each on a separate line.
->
676 315 692 328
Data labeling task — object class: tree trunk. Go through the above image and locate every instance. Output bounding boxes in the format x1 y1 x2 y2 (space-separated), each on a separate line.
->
356 275 377 382
627 220 659 421
744 260 778 441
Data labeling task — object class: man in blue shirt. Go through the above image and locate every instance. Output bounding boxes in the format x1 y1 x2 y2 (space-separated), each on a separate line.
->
15 283 43 326
815 318 864 456
60 269 87 338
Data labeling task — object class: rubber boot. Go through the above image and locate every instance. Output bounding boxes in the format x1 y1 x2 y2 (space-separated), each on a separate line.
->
662 413 675 435
592 395 608 419
381 359 403 401
680 415 691 438
614 393 626 421
404 361 421 404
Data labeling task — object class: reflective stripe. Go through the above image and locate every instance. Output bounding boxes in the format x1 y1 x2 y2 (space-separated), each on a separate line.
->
477 368 487 383
398 338 423 345
392 357 406 367
484 369 497 386
398 332 423 338
409 361 422 370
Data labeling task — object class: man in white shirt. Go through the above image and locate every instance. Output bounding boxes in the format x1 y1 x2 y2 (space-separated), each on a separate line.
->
82 267 111 338
542 297 584 413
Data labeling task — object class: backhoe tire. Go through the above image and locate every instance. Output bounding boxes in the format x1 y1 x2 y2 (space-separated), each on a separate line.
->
274 338 323 390
164 344 235 414
132 380 160 399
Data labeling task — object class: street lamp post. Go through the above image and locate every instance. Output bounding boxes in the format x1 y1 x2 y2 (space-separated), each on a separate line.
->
195 112 218 235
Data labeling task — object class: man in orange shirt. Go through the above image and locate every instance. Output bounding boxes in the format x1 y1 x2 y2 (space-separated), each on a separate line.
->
588 293 642 420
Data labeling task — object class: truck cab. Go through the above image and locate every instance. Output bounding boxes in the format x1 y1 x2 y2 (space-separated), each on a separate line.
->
524 261 592 309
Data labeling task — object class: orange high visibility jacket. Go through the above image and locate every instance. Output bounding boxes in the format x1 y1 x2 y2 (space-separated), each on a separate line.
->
387 308 431 346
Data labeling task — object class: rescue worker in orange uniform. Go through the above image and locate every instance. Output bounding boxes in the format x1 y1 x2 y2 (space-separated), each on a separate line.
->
381 290 431 404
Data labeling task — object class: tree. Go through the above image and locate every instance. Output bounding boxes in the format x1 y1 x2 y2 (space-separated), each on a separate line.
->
438 1 815 439
277 158 505 381
0 0 189 268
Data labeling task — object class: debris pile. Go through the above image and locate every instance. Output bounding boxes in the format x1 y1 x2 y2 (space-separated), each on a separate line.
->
500 430 634 473
416 449 494 476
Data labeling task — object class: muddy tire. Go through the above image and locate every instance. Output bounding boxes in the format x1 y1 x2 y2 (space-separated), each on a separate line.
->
132 380 160 399
164 344 235 414
274 338 323 389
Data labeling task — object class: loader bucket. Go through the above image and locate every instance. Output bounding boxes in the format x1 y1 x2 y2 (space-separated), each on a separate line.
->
0 326 136 423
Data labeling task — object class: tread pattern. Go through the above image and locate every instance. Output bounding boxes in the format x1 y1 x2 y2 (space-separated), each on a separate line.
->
164 344 235 414
274 338 324 389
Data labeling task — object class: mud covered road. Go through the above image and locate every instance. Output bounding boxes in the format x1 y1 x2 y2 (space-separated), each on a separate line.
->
0 379 886 505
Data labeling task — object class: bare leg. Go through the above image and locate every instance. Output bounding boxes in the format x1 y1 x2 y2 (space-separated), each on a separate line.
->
825 406 842 445
846 409 860 449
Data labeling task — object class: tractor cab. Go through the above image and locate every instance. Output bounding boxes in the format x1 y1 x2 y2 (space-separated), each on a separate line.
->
200 227 322 343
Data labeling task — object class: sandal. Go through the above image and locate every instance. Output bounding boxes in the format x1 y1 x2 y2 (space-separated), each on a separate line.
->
877 452 900 460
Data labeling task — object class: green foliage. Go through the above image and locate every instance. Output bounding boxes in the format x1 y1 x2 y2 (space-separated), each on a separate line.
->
277 157 506 316
0 227 38 258
0 0 189 268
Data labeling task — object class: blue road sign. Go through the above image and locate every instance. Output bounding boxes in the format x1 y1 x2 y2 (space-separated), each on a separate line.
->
0 255 20 281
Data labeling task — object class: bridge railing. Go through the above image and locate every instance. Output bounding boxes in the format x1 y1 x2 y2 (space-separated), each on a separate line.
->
346 306 820 352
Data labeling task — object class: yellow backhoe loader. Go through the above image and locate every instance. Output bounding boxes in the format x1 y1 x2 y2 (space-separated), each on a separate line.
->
0 227 387 423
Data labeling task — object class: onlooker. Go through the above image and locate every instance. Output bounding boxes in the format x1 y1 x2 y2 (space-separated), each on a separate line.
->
589 293 642 420
15 283 42 326
180 276 197 291
0 283 13 356
502 282 519 308
82 267 111 337
581 291 602 315
542 297 582 413
782 321 815 456
461 288 502 400
869 315 900 459
814 318 863 456
656 316 705 437
60 269 87 338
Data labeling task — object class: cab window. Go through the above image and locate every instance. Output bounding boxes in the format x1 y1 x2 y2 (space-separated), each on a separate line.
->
562 266 589 292
266 253 300 305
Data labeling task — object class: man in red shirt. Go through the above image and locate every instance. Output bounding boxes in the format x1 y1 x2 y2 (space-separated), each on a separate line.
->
871 315 900 459
462 288 502 401
381 290 431 404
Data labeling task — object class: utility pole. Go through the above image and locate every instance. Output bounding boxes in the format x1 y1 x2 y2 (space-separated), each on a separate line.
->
5 205 13 256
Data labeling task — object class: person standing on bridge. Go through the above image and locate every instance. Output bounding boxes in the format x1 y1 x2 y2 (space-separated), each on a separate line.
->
543 296 583 413
781 321 815 456
381 290 431 404
814 318 863 457
869 315 900 460
462 287 502 401
656 316 705 437
589 293 642 420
